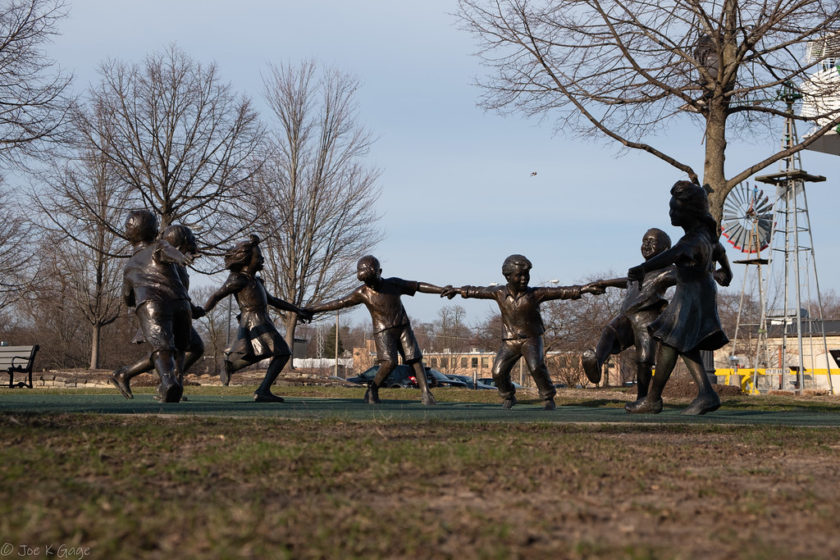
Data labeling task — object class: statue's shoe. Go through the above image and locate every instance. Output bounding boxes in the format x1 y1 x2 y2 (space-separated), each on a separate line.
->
682 393 721 415
543 399 556 411
220 361 233 386
363 386 380 404
581 349 601 384
625 397 663 414
109 367 133 400
502 395 517 409
157 380 183 403
253 392 285 403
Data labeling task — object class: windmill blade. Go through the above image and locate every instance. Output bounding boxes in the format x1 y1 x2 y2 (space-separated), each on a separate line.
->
727 224 747 250
754 198 773 216
722 183 774 254
756 220 773 249
732 185 746 209
736 226 751 251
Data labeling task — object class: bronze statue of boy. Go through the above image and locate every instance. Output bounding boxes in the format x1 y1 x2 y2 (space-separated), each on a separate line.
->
446 255 603 409
581 228 676 405
304 255 452 406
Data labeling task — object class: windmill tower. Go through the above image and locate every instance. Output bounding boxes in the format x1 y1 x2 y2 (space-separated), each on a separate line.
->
751 82 835 394
720 183 773 389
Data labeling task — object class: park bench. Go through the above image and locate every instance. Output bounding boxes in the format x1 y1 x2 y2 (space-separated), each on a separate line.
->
0 345 39 388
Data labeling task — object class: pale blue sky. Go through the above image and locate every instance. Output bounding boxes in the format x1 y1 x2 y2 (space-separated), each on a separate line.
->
42 0 840 327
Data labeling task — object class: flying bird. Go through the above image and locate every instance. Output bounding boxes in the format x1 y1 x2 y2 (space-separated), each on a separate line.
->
530 171 537 176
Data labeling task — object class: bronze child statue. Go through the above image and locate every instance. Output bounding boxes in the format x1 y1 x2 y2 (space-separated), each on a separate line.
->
121 210 194 403
581 228 676 406
625 181 732 415
303 255 452 406
447 255 603 409
201 234 312 403
111 224 205 400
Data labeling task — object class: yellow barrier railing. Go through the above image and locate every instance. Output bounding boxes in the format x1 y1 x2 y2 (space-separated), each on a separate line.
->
714 368 839 394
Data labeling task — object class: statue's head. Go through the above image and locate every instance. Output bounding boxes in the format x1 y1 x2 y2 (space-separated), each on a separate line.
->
124 210 158 244
502 254 531 290
669 180 717 237
224 234 262 272
502 254 532 277
356 255 381 284
163 224 198 256
641 228 671 260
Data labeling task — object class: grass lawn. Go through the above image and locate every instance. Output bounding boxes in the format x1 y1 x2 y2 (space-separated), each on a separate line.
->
1 386 839 559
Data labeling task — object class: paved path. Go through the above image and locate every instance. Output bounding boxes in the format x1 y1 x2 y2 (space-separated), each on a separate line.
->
1 393 839 426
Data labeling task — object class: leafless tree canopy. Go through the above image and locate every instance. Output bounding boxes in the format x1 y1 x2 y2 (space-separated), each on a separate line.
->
251 61 382 353
73 45 265 254
458 0 840 220
32 148 128 368
0 183 34 310
0 0 72 166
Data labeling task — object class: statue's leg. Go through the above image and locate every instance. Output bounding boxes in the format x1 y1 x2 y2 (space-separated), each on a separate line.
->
630 327 657 403
221 349 254 386
151 349 181 403
626 343 677 414
168 304 193 400
366 360 397 404
492 343 520 408
582 324 618 384
410 361 436 406
221 324 251 386
524 338 556 410
182 328 205 375
681 349 720 415
636 361 653 400
110 355 153 400
253 353 289 403
136 302 181 402
174 329 205 402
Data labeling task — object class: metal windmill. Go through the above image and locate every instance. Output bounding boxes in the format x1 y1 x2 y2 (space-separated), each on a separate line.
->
720 182 773 385
751 83 835 394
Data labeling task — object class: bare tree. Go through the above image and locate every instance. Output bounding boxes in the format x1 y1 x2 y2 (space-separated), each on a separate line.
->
0 183 34 310
0 0 72 167
18 235 91 369
470 312 504 351
252 61 383 362
435 304 473 352
191 285 231 374
458 0 840 222
32 147 128 369
73 45 264 254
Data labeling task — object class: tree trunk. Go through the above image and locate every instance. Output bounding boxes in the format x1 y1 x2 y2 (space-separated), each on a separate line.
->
284 313 299 371
90 322 101 370
703 107 729 227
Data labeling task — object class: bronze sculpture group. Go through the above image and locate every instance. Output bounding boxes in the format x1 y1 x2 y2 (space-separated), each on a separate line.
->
112 180 731 414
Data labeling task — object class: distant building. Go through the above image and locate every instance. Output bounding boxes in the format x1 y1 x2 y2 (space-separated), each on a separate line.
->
713 319 840 390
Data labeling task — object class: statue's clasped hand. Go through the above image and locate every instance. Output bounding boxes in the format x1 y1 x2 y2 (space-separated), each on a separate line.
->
627 265 645 284
581 282 606 295
440 286 460 299
297 308 314 324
